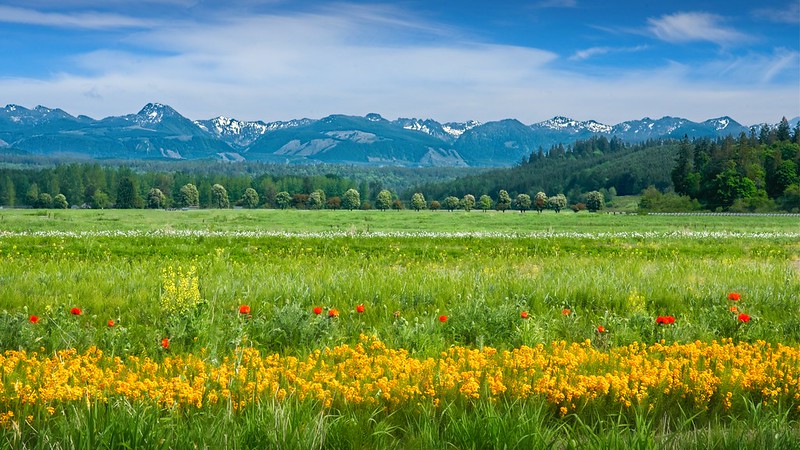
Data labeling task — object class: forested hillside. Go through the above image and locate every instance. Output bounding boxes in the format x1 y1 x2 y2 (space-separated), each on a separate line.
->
412 118 800 212
670 118 800 211
412 136 678 203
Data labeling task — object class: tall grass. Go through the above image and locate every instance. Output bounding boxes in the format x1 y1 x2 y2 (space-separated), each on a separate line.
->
0 233 798 356
0 210 798 448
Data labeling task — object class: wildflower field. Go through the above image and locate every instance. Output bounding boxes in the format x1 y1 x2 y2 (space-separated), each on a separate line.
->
0 209 799 448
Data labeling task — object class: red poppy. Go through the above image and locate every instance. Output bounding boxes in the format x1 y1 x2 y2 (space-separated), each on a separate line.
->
238 305 251 315
730 306 738 313
313 306 323 315
356 304 365 313
520 311 529 319
439 315 448 323
562 308 571 316
596 325 606 333
656 315 676 325
328 308 339 318
107 319 115 327
70 307 82 316
738 313 751 323
161 338 170 349
29 315 39 324
727 292 741 301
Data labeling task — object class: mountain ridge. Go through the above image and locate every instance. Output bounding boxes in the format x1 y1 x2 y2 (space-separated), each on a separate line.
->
0 102 793 167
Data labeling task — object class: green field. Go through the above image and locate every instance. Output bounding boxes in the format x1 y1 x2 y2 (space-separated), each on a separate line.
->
1 207 798 233
0 209 798 448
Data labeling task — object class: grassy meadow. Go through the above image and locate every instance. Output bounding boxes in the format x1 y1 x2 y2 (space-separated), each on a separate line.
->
0 208 799 448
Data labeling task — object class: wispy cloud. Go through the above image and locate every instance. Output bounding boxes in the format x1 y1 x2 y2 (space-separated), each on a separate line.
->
752 2 800 24
0 5 153 29
702 48 800 84
0 4 796 125
569 45 648 61
647 12 750 46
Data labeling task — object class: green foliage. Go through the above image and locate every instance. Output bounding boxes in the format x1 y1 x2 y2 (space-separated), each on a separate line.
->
585 191 605 212
414 137 674 202
35 192 52 209
342 188 361 210
146 188 166 209
478 194 492 211
547 194 567 213
460 194 475 212
443 196 460 211
275 191 291 209
115 176 143 209
780 184 800 212
241 187 260 209
307 189 326 210
179 183 199 207
52 193 68 209
514 193 531 212
496 190 511 212
411 192 426 211
210 184 230 208
638 187 701 212
376 190 393 211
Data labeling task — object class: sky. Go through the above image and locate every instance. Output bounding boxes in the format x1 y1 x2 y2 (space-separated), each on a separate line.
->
0 0 798 125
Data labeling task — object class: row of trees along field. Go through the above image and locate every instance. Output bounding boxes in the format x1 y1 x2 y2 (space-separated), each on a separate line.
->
0 159 605 212
668 118 800 212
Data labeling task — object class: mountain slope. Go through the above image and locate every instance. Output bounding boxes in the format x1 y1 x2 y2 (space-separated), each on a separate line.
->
0 103 780 166
246 113 466 166
9 103 234 160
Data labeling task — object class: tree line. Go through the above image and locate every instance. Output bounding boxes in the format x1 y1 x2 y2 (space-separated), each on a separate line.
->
0 161 610 213
668 117 800 212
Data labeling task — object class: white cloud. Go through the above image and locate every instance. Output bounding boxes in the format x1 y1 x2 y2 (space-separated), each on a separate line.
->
0 5 796 126
0 5 153 29
647 12 750 46
569 45 648 61
701 48 800 84
752 2 800 24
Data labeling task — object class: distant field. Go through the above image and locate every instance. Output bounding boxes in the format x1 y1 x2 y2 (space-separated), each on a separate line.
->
0 207 798 234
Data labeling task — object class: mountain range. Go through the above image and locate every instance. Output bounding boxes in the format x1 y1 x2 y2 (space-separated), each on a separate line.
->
0 103 794 167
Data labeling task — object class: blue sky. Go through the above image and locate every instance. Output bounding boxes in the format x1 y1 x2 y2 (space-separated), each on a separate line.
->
0 0 798 125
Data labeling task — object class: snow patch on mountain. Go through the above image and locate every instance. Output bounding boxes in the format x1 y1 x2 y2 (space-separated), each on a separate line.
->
442 121 480 138
133 103 178 126
534 116 612 134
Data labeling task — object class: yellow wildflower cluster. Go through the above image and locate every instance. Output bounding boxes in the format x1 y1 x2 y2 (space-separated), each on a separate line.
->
0 337 798 419
160 265 202 314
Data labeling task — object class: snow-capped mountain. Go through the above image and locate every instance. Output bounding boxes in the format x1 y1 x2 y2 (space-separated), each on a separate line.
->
0 104 87 128
442 121 481 139
0 102 786 166
195 116 269 148
195 115 317 149
533 116 613 134
393 118 454 142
